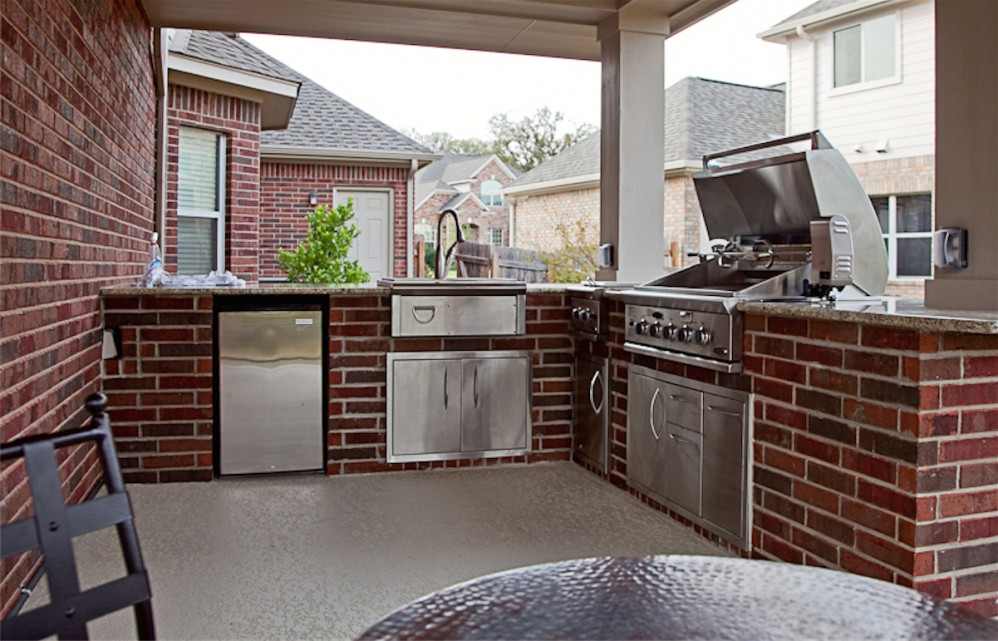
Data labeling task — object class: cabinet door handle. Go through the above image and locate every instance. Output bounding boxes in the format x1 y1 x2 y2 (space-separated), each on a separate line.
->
706 405 741 418
668 432 698 447
411 305 436 324
443 368 449 409
473 365 479 408
649 388 663 441
589 370 604 415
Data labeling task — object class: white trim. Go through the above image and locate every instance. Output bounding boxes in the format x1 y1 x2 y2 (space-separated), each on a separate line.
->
167 53 299 97
500 160 699 198
260 144 440 166
829 10 902 94
757 0 908 41
501 172 601 197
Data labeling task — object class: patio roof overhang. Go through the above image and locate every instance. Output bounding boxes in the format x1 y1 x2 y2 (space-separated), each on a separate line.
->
138 0 734 61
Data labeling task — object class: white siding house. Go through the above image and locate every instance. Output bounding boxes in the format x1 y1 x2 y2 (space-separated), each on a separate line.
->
761 0 935 296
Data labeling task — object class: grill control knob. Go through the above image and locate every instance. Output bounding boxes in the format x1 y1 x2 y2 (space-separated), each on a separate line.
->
572 307 582 320
649 322 662 338
635 320 649 335
677 325 693 343
694 327 712 345
663 324 678 340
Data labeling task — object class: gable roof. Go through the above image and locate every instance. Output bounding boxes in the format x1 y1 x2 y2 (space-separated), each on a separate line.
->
414 152 518 206
169 30 437 163
504 77 785 194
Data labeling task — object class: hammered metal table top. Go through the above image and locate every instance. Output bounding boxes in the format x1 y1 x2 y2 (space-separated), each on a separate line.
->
357 556 998 640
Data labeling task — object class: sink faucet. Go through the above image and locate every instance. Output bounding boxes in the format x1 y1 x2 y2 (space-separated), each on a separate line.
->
436 209 465 278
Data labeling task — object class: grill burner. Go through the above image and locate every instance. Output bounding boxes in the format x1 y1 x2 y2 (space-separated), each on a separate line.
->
622 131 887 373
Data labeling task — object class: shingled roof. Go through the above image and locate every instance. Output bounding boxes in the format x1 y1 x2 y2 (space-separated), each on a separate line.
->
169 31 434 157
505 77 785 191
758 0 871 41
414 152 518 206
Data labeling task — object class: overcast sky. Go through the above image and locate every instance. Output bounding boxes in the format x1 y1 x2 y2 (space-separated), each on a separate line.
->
243 0 812 141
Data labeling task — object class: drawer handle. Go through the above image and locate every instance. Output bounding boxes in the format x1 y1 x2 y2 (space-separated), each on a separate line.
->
669 394 696 404
668 432 698 447
444 368 449 409
411 305 436 324
589 370 604 415
706 405 741 418
473 365 479 408
649 388 663 441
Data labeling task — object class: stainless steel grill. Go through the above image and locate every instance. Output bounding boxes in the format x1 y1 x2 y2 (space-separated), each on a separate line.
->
622 131 888 373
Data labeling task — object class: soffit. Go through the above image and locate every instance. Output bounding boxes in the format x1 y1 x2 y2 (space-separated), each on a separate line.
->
140 0 735 61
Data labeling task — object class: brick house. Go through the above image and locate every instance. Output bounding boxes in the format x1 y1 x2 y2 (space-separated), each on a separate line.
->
414 152 519 252
166 30 438 284
758 0 936 297
503 77 785 271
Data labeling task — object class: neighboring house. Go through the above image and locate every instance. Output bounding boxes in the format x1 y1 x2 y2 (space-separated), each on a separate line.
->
759 0 935 297
166 31 438 283
503 77 785 267
413 152 519 251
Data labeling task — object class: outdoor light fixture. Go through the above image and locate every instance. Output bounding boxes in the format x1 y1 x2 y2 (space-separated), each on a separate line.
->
308 190 318 206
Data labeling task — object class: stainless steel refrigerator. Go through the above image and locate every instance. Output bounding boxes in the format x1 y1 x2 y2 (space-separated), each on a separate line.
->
217 307 324 475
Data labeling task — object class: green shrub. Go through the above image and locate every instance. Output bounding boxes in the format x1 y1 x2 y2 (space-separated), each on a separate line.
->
543 219 598 283
277 200 369 285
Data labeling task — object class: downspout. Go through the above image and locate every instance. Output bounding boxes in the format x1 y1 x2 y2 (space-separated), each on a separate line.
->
406 158 418 277
507 197 516 247
795 24 818 132
153 30 169 252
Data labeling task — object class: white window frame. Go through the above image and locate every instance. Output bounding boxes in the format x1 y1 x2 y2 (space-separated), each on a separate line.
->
830 11 902 96
874 193 932 281
177 127 226 274
481 179 503 207
488 228 504 246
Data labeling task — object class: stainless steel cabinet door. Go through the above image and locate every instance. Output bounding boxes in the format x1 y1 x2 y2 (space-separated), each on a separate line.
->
627 371 667 501
663 423 703 515
574 354 608 471
390 358 462 456
701 392 747 538
461 356 529 452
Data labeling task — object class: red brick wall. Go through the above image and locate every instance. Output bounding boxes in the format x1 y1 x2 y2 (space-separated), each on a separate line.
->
0 0 156 617
99 291 574 478
164 85 261 283
101 295 216 483
258 162 410 280
744 313 998 617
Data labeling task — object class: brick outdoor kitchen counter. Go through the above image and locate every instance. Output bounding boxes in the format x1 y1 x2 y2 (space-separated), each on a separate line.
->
99 285 998 617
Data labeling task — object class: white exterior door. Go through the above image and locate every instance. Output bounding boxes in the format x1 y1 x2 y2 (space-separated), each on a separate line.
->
335 189 391 283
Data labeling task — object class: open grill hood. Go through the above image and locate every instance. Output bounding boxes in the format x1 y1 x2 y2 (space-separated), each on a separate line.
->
691 131 888 297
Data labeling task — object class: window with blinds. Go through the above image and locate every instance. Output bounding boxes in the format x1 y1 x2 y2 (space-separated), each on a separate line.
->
177 127 225 274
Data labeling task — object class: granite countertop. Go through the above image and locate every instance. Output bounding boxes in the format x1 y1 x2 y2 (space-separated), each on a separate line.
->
738 298 998 334
101 282 569 296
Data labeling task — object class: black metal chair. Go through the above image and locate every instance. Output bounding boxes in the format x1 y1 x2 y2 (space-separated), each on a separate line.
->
1 393 155 640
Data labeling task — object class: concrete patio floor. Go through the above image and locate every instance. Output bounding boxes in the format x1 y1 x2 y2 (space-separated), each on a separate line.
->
23 462 730 640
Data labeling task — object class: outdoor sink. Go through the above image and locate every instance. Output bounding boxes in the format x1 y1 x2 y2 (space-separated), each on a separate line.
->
378 278 526 337
377 277 526 296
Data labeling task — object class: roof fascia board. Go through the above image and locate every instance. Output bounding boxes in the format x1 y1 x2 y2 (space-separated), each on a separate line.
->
500 160 700 196
168 53 299 97
757 0 903 41
261 145 441 167
501 173 602 197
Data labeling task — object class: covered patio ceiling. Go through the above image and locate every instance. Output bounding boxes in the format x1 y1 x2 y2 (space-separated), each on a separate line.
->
139 0 735 60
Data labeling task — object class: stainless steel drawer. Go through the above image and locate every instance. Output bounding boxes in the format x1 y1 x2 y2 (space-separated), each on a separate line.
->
665 383 702 430
391 294 525 337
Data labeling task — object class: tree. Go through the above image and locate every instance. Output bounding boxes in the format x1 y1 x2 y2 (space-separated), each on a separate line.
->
543 219 599 284
277 200 369 285
404 129 492 156
489 107 597 172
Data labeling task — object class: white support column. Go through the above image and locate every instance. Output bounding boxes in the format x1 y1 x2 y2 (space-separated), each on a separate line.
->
596 11 668 283
923 0 998 311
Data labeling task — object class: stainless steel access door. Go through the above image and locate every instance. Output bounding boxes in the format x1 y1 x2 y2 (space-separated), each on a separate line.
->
218 310 324 475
